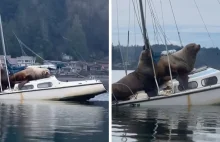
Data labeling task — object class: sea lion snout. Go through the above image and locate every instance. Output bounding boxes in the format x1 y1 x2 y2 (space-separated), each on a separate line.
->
185 43 200 53
42 71 50 77
195 44 201 51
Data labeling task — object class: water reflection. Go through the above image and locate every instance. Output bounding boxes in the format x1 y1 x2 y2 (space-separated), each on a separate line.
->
0 100 108 142
112 106 220 142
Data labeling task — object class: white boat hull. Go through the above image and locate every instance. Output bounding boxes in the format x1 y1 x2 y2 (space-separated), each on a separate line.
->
0 83 106 101
113 85 220 107
113 67 220 107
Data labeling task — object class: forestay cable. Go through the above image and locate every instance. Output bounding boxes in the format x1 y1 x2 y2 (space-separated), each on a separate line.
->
145 0 173 45
193 0 215 47
160 0 174 93
132 0 144 38
168 0 183 47
125 0 131 75
115 0 126 73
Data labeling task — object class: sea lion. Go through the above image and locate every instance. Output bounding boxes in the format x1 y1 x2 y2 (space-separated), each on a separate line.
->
0 68 16 91
10 67 50 89
112 48 157 101
157 43 200 89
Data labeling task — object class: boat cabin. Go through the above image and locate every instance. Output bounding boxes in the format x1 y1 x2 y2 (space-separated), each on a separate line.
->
3 75 102 92
161 66 220 94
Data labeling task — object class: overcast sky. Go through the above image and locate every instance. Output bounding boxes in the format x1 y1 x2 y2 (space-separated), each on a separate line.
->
112 0 220 48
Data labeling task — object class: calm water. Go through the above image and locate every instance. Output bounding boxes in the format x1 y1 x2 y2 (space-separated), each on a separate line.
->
112 70 220 142
112 106 220 142
0 92 109 142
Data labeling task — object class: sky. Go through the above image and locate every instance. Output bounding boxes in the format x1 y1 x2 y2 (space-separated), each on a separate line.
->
112 0 220 48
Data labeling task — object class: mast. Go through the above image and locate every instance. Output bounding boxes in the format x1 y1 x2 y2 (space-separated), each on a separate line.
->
0 15 11 90
138 0 150 50
0 37 1 91
138 0 160 93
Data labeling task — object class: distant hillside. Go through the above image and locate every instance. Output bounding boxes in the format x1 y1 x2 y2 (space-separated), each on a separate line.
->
112 44 220 70
0 0 108 61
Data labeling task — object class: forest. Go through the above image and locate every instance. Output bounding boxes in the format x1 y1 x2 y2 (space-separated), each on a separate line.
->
0 0 108 61
112 44 220 70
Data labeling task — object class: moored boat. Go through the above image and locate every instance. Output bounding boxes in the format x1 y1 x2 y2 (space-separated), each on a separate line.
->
113 67 220 107
1 76 106 101
0 15 106 101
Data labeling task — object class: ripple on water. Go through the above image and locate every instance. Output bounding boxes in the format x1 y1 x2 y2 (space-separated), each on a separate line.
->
0 100 108 142
112 106 220 142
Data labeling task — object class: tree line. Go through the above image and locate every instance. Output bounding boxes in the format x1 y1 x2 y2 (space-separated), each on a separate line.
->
0 0 108 61
112 44 220 70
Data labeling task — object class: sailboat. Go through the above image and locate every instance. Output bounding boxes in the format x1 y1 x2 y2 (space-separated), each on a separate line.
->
0 15 106 101
113 0 220 107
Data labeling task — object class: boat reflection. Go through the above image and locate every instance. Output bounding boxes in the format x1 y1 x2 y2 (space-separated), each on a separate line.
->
112 106 220 142
0 100 107 142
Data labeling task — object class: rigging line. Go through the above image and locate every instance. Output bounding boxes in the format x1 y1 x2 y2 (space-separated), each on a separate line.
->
148 0 172 45
193 0 215 47
135 0 143 31
115 0 120 44
148 1 159 44
160 0 174 93
139 0 160 93
12 31 27 56
149 0 162 44
168 0 183 47
160 0 165 33
140 0 150 45
0 15 11 90
147 0 172 45
133 6 137 46
125 0 132 75
145 0 147 25
0 60 2 92
148 0 162 44
116 0 126 73
132 0 144 41
62 36 87 62
13 32 48 63
148 0 165 45
146 0 157 44
17 39 45 61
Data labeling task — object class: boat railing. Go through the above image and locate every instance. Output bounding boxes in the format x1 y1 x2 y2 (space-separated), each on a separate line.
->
190 66 208 74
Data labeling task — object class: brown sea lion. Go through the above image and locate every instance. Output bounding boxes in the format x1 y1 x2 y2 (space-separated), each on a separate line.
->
112 49 158 101
10 67 50 89
0 68 16 91
157 43 200 89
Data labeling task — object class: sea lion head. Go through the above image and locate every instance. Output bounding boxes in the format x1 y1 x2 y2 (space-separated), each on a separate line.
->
183 43 200 66
173 43 200 72
184 43 200 55
42 70 50 78
137 48 155 75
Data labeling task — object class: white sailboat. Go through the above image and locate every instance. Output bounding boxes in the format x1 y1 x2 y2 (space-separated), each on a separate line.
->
0 15 106 101
113 66 220 106
113 0 220 107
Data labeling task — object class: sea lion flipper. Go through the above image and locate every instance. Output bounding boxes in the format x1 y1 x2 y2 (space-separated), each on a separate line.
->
18 80 29 90
177 74 189 90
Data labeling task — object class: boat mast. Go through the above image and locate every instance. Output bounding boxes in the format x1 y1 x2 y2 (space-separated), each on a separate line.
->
138 0 160 93
0 15 11 90
0 60 2 92
138 0 150 50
